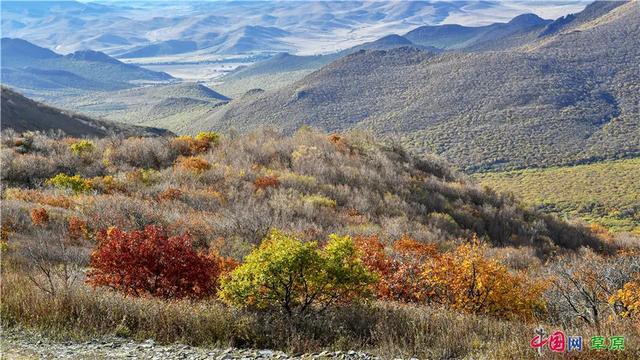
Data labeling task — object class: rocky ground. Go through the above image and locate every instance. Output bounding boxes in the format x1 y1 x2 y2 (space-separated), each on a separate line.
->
1 328 383 360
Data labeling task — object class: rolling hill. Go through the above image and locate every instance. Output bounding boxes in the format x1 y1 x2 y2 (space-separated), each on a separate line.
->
0 38 173 91
193 1 640 172
0 87 171 137
56 83 229 133
404 13 551 50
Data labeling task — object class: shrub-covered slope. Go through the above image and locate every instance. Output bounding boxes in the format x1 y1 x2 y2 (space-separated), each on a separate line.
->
1 129 607 256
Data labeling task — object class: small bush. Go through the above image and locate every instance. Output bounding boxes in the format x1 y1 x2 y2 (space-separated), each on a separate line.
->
69 140 95 156
87 225 225 299
5 188 73 208
254 175 280 190
194 131 221 146
46 174 93 193
423 237 548 321
67 216 89 242
610 276 640 319
303 194 337 208
175 156 211 173
30 207 50 225
125 168 158 185
356 235 437 303
170 133 219 155
90 175 124 193
157 187 182 201
220 229 375 316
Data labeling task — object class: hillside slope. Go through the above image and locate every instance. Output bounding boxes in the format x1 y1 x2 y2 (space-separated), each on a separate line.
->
0 128 606 253
475 158 640 233
194 1 639 171
0 87 171 137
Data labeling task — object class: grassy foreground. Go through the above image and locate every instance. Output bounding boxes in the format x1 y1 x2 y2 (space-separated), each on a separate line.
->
2 267 638 359
475 158 640 233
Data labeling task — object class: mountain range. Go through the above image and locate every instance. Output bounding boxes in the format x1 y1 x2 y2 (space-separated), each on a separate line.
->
1 1 589 58
1 1 638 174
190 1 639 172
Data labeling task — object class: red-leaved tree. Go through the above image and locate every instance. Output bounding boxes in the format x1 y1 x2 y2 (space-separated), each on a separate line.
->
356 235 437 303
87 225 226 299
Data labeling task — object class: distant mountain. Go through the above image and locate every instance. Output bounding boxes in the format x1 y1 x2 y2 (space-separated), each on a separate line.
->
539 1 626 37
343 34 440 53
404 1 628 52
0 87 171 137
1 37 60 59
0 1 589 57
201 26 293 54
0 38 173 91
117 40 199 59
192 1 639 172
217 32 439 97
65 50 122 64
226 53 339 81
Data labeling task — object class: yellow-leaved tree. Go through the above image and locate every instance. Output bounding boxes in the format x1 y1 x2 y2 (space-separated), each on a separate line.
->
219 229 375 317
610 276 640 320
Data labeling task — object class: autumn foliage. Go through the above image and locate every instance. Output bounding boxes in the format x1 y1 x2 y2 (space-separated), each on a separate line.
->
30 207 49 225
67 216 89 242
610 276 640 320
175 156 211 173
220 230 375 316
171 132 220 155
87 225 227 299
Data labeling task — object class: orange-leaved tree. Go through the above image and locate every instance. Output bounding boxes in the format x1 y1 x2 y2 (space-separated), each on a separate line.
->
422 236 548 321
87 225 228 299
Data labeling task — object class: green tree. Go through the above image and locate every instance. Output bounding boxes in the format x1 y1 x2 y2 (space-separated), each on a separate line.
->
219 230 375 316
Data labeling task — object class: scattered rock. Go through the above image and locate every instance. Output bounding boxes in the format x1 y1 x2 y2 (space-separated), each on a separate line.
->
1 328 382 359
